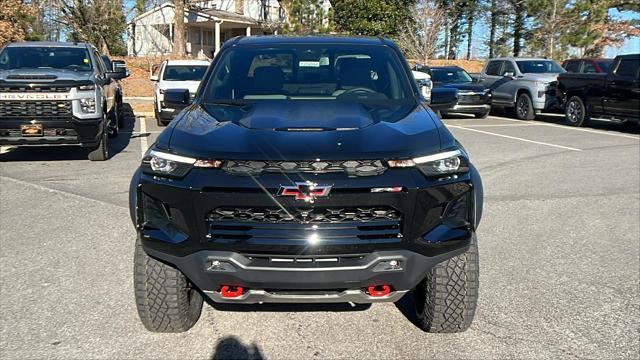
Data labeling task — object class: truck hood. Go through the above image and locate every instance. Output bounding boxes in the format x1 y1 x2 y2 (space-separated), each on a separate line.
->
158 80 201 94
0 68 92 82
520 73 561 83
162 102 446 161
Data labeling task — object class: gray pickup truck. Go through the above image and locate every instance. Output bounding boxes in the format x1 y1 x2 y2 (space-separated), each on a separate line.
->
0 41 127 160
478 57 565 120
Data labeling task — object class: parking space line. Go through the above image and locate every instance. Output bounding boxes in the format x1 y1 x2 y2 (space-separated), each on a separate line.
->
139 116 148 157
457 124 542 127
447 125 583 151
489 117 640 140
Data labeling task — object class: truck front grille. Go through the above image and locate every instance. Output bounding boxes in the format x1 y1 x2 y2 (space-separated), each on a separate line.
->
0 85 71 93
223 159 387 177
207 206 403 244
458 94 486 105
0 100 72 117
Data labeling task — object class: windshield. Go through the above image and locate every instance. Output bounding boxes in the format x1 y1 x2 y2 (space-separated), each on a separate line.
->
516 60 564 74
162 65 208 81
0 46 92 71
431 68 473 83
203 44 412 104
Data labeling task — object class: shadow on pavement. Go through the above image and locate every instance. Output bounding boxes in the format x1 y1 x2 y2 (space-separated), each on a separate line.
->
209 299 371 313
210 336 265 360
393 291 423 329
0 103 137 162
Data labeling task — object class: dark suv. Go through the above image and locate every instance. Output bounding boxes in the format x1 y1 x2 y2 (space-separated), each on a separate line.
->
130 36 483 333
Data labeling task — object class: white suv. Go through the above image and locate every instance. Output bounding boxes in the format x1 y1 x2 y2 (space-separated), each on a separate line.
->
151 59 210 126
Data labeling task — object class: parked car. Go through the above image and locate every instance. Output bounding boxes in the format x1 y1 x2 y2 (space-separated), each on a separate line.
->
130 36 483 333
0 41 126 160
478 57 565 120
557 54 639 127
101 55 129 128
429 66 492 118
151 59 210 126
562 58 613 74
412 64 461 113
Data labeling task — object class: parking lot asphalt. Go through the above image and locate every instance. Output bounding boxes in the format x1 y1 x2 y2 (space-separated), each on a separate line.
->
1 108 638 359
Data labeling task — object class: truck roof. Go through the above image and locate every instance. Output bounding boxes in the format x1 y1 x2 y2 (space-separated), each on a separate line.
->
5 41 90 48
165 59 211 66
487 57 553 61
229 35 393 47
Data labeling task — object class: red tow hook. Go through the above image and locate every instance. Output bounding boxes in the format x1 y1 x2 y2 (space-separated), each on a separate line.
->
367 285 391 297
220 285 244 298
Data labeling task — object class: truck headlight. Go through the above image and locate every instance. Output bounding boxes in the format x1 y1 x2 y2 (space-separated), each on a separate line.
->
141 149 222 178
79 98 96 113
388 149 468 176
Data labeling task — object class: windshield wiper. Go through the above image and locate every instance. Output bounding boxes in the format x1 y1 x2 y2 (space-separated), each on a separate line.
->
204 100 247 106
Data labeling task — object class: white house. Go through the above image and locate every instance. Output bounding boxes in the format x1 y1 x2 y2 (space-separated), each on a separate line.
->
127 0 283 57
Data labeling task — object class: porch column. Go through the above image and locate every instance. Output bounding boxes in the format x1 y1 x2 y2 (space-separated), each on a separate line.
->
215 22 221 55
200 26 203 48
246 26 251 36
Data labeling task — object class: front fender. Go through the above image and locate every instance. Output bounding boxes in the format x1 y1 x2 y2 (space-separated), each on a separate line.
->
129 168 142 226
470 164 483 229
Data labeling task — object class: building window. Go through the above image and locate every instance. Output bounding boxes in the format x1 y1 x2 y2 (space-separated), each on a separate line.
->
204 30 213 45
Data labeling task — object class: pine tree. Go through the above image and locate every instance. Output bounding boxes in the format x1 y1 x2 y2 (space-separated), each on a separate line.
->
279 0 332 33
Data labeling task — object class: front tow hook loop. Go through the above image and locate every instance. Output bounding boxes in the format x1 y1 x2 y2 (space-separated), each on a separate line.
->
367 285 391 297
220 285 244 298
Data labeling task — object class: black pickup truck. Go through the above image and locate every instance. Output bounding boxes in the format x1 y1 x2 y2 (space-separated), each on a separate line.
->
556 54 639 127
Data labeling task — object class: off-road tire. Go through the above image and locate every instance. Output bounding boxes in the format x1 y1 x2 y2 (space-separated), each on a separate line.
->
87 116 109 161
515 93 535 120
134 236 203 333
474 111 490 119
414 236 479 333
565 96 588 127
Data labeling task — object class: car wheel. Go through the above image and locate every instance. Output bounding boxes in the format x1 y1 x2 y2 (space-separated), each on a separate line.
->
515 93 535 120
134 235 203 333
474 111 490 119
565 96 588 127
414 236 479 333
87 115 109 161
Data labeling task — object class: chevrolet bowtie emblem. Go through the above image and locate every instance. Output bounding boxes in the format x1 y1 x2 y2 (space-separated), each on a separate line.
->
278 181 332 203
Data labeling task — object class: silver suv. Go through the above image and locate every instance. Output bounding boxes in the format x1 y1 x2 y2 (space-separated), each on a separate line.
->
478 58 565 120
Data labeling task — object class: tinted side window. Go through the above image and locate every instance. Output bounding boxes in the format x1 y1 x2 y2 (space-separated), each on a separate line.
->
93 51 105 76
501 61 516 75
583 61 597 73
615 59 639 77
485 61 502 76
564 61 580 73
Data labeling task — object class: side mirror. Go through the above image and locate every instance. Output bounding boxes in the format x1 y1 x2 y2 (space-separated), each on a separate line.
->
106 71 126 80
416 79 432 101
150 74 159 82
111 60 129 78
430 88 459 111
503 71 515 78
164 89 191 110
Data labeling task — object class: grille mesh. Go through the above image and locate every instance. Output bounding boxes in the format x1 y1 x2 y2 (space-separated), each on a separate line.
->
223 159 387 177
0 101 72 117
209 207 401 223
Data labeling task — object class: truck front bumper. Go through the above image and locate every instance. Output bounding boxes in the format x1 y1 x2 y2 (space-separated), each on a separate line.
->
0 116 103 147
143 236 472 304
